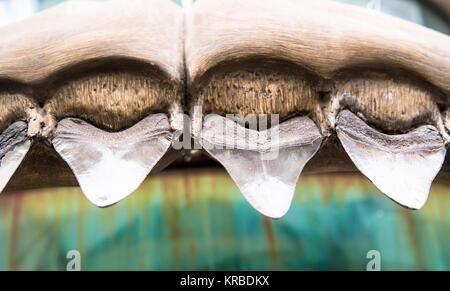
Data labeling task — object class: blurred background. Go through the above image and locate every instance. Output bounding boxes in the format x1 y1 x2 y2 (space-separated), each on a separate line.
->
1 0 449 33
0 0 448 271
1 171 449 270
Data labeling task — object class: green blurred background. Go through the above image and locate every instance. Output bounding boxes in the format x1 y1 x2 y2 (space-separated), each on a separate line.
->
0 170 448 270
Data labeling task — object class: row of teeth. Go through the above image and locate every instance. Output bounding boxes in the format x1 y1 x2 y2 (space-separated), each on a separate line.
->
0 109 447 218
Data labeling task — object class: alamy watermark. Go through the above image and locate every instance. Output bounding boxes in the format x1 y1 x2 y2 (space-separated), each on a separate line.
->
366 250 381 271
172 107 281 160
66 250 81 271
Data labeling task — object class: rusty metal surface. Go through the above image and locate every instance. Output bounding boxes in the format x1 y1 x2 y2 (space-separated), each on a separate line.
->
0 169 448 270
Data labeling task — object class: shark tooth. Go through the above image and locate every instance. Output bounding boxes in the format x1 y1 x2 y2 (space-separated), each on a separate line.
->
336 110 446 209
200 114 322 219
52 114 172 207
0 121 31 193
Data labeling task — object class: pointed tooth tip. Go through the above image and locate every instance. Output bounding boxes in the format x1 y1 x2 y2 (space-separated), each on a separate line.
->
374 180 430 210
85 193 128 208
78 177 142 207
259 208 290 219
240 177 295 219
398 199 425 211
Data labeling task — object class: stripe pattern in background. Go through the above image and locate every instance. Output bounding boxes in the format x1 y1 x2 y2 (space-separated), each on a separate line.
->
0 171 448 271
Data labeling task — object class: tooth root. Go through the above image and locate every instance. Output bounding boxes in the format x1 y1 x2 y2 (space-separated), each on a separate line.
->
201 114 322 219
337 110 446 209
0 121 31 193
52 114 172 207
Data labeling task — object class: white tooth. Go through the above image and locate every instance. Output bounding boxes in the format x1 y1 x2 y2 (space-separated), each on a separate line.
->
201 114 322 219
337 110 446 209
52 114 172 207
0 121 31 193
